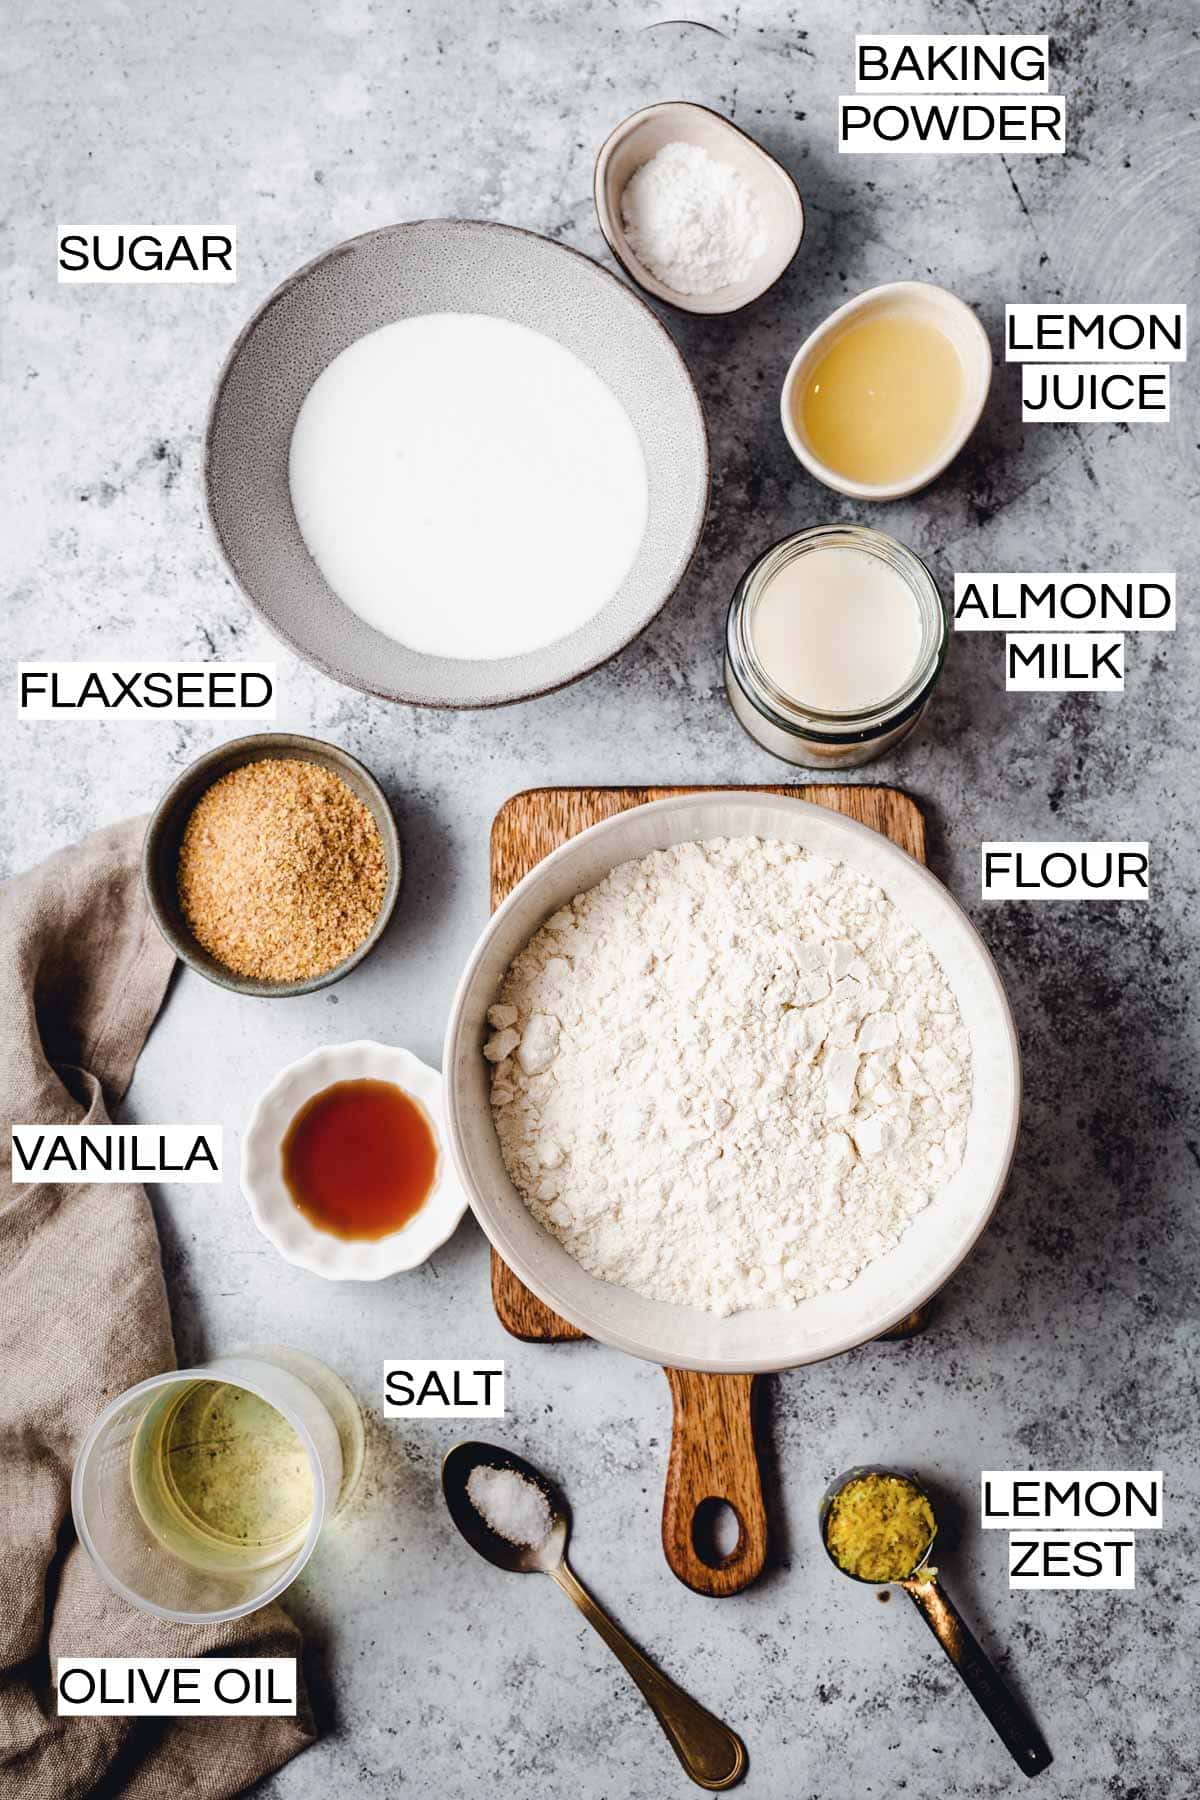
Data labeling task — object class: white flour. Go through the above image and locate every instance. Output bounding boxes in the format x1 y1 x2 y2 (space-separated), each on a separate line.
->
620 142 766 295
486 838 971 1317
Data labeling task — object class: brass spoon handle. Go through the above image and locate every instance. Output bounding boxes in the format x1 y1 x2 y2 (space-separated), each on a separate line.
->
547 1562 746 1790
903 1575 1052 1777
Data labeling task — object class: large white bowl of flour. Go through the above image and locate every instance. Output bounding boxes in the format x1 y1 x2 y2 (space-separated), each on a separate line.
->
206 221 708 707
444 792 1020 1373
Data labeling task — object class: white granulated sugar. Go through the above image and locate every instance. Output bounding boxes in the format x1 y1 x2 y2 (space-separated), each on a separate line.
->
486 838 972 1317
466 1464 552 1549
620 142 767 295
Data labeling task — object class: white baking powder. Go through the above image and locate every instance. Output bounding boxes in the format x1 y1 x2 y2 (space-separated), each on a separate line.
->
620 142 767 295
486 838 972 1317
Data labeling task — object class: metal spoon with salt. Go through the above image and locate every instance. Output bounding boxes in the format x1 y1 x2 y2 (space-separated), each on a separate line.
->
819 1464 1053 1778
442 1441 746 1791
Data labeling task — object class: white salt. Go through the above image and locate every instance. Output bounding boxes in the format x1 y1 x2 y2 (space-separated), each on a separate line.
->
466 1464 553 1548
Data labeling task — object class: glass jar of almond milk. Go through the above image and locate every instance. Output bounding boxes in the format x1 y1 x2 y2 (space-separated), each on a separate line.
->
724 524 947 768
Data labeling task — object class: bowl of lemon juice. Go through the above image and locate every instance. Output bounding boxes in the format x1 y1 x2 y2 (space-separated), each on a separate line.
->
781 280 992 500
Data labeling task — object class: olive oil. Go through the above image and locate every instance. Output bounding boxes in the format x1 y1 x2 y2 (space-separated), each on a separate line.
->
130 1379 314 1573
799 312 965 487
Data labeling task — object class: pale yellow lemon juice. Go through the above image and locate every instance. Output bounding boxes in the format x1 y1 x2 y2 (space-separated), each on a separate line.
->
798 312 966 487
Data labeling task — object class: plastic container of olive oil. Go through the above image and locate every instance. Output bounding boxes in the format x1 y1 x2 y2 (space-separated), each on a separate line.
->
72 1346 363 1623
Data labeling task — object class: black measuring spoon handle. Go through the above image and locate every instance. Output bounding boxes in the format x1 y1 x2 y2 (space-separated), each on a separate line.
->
903 1574 1053 1777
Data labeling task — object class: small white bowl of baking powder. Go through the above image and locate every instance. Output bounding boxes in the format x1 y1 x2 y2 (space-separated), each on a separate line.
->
594 101 804 315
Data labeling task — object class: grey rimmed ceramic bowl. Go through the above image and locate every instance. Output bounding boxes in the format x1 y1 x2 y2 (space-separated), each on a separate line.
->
142 732 401 997
205 220 709 708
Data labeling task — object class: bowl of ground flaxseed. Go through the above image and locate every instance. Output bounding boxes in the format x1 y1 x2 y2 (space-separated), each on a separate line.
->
143 733 401 996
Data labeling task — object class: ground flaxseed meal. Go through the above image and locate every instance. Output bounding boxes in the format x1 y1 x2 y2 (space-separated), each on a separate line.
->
177 758 387 983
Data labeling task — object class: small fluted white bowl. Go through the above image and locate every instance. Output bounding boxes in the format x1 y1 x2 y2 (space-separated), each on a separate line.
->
241 1040 470 1279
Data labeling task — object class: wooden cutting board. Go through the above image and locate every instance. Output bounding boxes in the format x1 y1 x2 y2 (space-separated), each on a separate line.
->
489 784 930 1597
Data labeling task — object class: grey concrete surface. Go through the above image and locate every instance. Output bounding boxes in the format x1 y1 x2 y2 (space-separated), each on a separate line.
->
5 1 1199 1795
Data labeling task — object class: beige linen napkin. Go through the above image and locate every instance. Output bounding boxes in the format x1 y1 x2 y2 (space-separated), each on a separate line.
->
0 817 315 1798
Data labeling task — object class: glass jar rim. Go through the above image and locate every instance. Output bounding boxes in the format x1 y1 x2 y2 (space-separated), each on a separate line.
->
726 524 947 739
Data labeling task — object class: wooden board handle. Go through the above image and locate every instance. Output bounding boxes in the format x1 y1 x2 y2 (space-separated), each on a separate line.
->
490 1252 585 1340
661 1370 767 1598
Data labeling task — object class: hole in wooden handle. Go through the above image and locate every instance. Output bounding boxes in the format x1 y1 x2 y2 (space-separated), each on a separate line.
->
691 1497 744 1568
